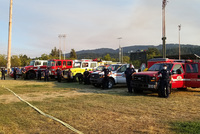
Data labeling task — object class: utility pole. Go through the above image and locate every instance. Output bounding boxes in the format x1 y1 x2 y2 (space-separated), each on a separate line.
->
117 37 122 63
178 24 181 60
7 0 13 74
162 0 167 58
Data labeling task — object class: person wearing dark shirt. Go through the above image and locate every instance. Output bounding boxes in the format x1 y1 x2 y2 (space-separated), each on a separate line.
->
158 64 172 98
13 68 17 80
37 67 42 80
56 67 62 82
125 64 136 93
44 67 49 82
102 66 110 89
83 69 90 85
1 68 5 80
67 69 72 82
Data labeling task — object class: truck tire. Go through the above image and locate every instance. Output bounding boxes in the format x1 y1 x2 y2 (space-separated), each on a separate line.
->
134 88 143 93
108 79 114 89
28 72 36 79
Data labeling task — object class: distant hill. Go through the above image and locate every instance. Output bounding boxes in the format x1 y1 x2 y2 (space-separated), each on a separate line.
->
65 44 200 59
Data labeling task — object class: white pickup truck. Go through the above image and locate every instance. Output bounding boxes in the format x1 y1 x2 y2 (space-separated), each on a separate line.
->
90 64 137 89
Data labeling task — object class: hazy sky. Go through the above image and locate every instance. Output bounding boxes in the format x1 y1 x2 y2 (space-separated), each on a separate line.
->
1 0 200 57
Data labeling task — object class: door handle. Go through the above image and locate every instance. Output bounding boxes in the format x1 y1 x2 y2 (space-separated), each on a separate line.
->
198 75 200 78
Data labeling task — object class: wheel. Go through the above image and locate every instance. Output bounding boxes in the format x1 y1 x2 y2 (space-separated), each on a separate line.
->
107 79 114 89
28 72 36 79
73 74 79 82
134 88 143 93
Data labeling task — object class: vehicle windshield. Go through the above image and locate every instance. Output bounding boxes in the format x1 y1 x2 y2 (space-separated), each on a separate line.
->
108 65 121 71
47 61 55 66
148 63 173 71
73 62 81 68
96 66 105 71
29 61 35 66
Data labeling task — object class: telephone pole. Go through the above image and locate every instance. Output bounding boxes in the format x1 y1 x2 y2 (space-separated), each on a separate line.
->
162 0 167 58
7 0 13 74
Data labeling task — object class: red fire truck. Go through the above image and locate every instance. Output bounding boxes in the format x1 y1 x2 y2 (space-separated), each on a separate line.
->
47 59 73 79
132 58 200 94
25 60 48 79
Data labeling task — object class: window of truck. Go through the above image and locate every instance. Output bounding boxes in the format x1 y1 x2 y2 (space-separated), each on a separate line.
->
74 62 81 68
82 63 89 68
30 61 35 66
90 63 97 68
96 66 104 71
35 61 41 66
43 62 47 66
56 61 62 66
67 61 72 66
63 61 66 66
186 64 198 73
172 64 183 74
117 65 127 73
48 61 55 66
109 65 121 71
148 63 173 71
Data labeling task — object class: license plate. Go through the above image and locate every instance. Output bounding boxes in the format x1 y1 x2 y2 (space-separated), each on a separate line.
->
64 75 68 78
148 84 154 88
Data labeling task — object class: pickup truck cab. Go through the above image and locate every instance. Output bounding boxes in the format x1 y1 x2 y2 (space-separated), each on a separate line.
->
132 60 200 93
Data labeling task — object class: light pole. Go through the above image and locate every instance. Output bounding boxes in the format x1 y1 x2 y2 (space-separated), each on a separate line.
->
58 35 62 59
162 0 167 58
117 37 122 63
63 34 66 60
178 24 181 60
7 0 13 74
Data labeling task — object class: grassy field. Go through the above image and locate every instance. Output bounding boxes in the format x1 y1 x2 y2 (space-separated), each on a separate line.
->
0 77 200 134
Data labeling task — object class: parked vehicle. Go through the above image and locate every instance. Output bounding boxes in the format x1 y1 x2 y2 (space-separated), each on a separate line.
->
63 60 98 81
90 64 138 89
132 58 200 94
24 60 47 79
90 64 120 87
48 59 73 79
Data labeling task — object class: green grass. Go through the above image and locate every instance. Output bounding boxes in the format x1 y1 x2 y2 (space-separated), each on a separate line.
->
171 121 200 134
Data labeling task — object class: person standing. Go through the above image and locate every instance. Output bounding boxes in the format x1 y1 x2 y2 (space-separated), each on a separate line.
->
44 67 49 82
67 68 72 82
125 64 136 93
56 67 62 82
158 64 172 98
83 69 90 85
37 67 42 80
13 68 17 80
21 67 26 80
102 66 110 89
1 68 5 80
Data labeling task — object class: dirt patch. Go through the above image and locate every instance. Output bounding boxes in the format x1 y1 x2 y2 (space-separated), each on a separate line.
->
0 90 92 104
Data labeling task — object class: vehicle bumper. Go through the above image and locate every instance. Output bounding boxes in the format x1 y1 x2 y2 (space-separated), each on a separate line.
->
90 77 103 84
132 81 158 90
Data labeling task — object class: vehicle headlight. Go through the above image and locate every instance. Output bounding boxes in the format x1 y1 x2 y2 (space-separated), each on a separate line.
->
151 77 156 82
100 75 104 78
